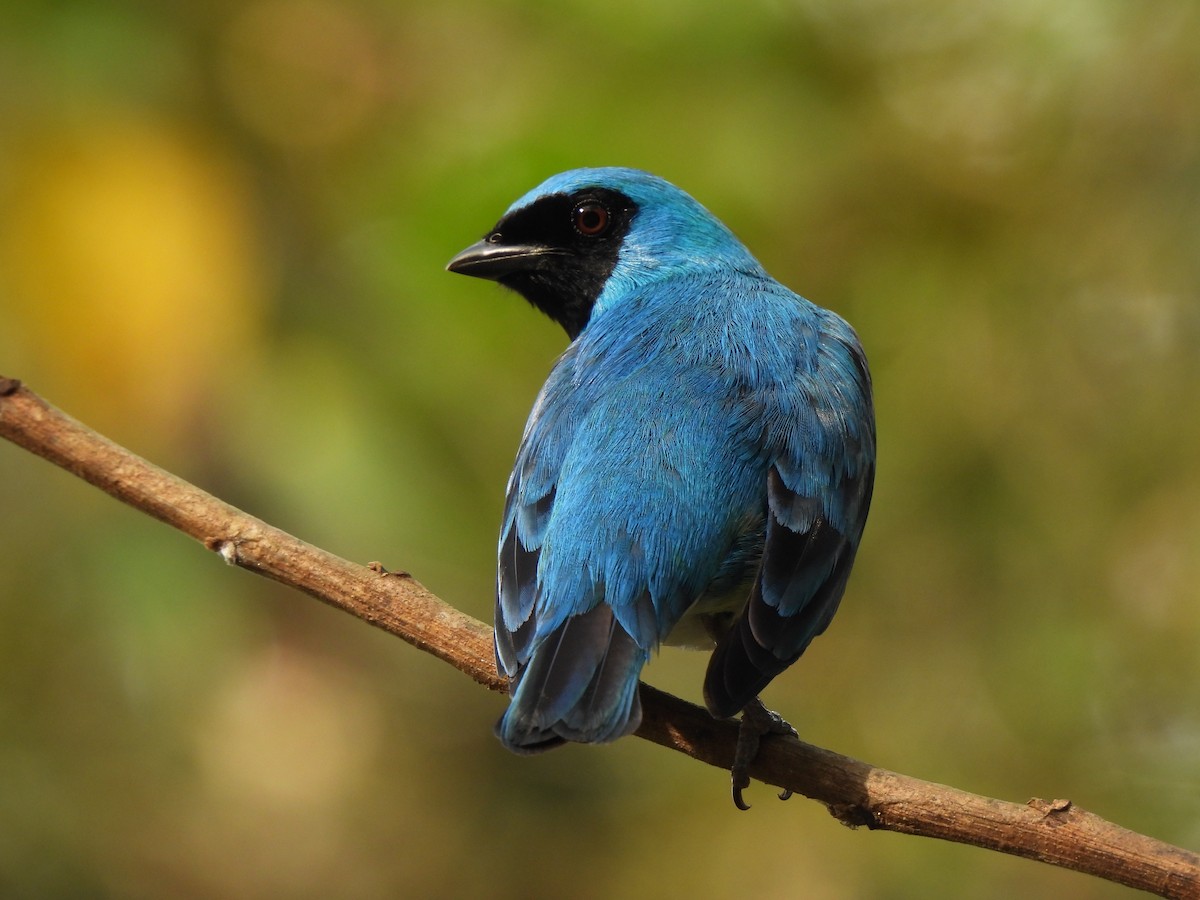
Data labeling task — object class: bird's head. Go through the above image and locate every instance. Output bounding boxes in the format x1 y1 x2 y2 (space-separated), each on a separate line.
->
447 167 762 339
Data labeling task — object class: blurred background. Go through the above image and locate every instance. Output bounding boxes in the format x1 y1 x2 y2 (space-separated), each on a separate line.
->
1 1 1198 897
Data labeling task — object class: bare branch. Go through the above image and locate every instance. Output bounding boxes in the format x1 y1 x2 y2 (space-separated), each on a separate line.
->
2 376 1197 899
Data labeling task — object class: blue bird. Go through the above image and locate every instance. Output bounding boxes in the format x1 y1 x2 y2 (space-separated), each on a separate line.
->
447 168 874 806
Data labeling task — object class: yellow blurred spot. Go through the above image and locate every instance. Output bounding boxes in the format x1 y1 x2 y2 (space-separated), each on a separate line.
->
1 118 269 449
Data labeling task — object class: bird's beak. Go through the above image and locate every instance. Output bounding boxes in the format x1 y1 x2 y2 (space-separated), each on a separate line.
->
446 239 564 281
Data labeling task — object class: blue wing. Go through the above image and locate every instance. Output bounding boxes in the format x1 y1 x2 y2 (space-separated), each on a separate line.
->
703 310 875 718
493 340 657 752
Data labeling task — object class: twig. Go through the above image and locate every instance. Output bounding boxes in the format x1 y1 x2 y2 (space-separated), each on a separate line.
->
2 376 1197 899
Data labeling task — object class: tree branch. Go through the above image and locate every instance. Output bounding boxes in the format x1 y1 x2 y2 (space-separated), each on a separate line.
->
2 375 1197 899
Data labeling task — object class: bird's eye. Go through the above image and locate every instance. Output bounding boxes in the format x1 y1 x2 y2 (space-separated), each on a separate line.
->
572 201 610 237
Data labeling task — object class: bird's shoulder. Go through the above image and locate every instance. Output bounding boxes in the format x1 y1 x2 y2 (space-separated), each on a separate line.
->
511 267 871 470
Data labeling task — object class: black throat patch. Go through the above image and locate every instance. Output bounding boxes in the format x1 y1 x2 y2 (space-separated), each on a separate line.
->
487 188 637 339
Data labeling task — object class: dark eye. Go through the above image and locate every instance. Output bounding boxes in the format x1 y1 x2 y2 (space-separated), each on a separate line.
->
573 201 610 237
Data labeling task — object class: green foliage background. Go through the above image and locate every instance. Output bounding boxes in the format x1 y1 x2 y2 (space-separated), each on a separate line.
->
1 2 1198 897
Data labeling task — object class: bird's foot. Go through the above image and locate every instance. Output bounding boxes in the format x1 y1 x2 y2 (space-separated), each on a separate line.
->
731 699 797 810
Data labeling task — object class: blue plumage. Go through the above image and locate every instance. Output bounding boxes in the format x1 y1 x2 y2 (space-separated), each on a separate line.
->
448 168 874 788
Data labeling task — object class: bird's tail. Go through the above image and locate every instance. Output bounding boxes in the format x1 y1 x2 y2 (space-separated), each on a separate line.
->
496 604 648 753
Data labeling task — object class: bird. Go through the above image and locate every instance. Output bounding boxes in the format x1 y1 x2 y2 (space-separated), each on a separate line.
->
446 167 875 807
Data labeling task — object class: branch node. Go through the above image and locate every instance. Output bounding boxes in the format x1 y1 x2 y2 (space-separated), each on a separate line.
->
828 802 879 830
1028 797 1074 822
205 537 241 566
368 561 411 578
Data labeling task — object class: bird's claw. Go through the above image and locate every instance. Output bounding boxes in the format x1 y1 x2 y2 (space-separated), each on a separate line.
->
731 748 757 808
730 699 797 810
